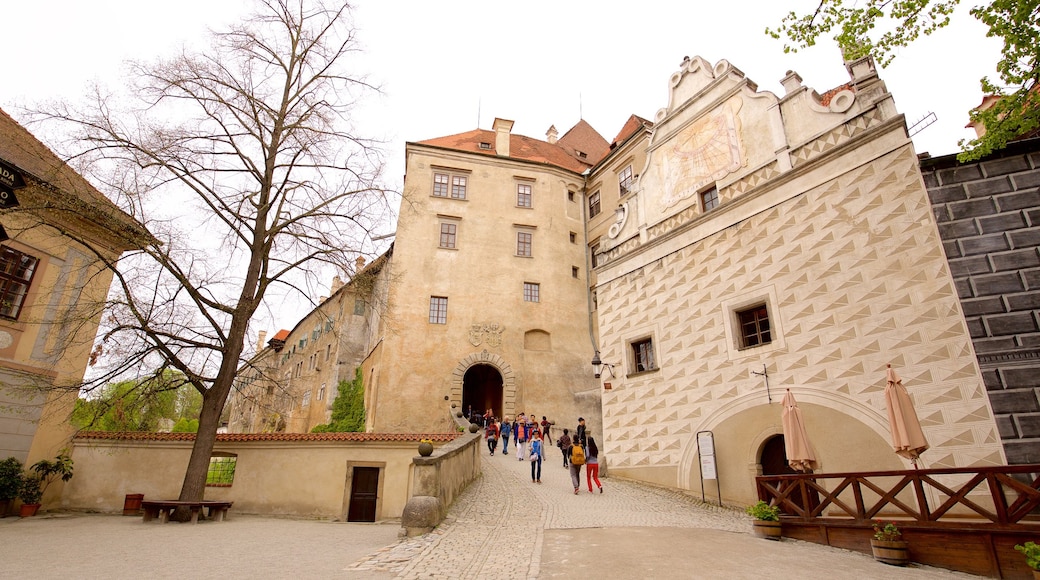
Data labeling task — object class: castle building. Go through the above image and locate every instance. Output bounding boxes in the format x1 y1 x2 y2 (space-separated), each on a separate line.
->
231 55 1010 506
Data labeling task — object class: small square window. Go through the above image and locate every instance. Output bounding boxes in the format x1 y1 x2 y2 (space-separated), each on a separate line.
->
523 282 540 302
440 222 457 248
701 186 719 211
632 338 655 372
206 456 237 487
517 183 532 208
429 296 448 324
569 232 577 243
479 142 492 150
738 305 771 348
568 191 575 202
572 266 579 278
516 232 532 257
588 191 601 218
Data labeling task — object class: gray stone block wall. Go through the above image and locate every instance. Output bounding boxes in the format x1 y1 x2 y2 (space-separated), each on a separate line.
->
921 139 1040 464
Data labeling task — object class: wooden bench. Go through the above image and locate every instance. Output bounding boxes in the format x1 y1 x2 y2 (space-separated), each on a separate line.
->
141 500 233 524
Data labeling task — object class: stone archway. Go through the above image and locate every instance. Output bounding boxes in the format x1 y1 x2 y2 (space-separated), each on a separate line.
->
451 350 516 420
462 365 503 420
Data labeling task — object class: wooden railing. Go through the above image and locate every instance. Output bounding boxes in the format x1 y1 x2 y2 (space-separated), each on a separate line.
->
755 465 1040 578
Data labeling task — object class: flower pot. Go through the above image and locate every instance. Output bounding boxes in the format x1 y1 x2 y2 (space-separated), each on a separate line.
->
19 503 40 517
870 539 910 566
752 520 782 541
418 442 434 457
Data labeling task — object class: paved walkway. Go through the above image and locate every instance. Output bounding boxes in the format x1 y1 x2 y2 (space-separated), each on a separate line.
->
0 446 974 579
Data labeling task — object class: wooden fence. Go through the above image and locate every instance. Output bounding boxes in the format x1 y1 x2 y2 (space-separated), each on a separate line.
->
756 465 1040 578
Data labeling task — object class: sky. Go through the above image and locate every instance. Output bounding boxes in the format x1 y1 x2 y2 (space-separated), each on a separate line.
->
0 0 1003 331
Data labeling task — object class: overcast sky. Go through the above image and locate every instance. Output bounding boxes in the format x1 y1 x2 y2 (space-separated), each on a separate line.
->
0 0 1002 330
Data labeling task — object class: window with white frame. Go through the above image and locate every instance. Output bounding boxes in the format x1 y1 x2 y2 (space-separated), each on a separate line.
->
523 282 540 302
588 191 601 218
631 337 656 373
737 304 771 348
429 296 448 324
618 165 634 196
439 222 457 248
516 231 533 257
517 183 532 208
701 186 719 211
432 171 467 199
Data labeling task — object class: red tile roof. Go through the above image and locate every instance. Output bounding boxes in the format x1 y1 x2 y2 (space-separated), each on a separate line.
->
414 119 611 173
74 431 460 443
609 115 653 148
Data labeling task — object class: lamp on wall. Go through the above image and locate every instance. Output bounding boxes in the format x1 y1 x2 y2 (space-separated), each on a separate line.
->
591 350 616 379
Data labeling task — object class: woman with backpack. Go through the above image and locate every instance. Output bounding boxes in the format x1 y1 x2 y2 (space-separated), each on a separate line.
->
586 435 602 493
567 437 585 493
529 432 543 483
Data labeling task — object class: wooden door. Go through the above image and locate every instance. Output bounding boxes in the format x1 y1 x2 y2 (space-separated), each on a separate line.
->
347 466 379 522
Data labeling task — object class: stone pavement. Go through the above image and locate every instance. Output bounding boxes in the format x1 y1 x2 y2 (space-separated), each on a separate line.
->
0 446 975 579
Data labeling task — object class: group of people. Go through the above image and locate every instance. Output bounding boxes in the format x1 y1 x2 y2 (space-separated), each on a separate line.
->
482 413 602 494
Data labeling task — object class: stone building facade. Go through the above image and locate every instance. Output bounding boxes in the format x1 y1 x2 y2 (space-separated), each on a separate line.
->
921 138 1040 464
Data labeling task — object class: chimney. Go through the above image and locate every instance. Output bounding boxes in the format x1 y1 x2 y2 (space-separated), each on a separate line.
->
493 118 514 157
257 330 267 352
330 274 345 294
546 125 558 144
355 256 367 272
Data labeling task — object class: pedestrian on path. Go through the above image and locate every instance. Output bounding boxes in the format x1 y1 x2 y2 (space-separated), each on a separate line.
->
540 416 553 445
500 416 511 454
558 429 571 468
568 437 585 493
516 415 528 461
575 417 587 450
586 435 602 493
530 432 543 483
485 417 499 455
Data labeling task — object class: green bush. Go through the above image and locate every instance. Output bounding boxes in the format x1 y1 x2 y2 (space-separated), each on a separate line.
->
310 368 366 433
745 500 781 521
0 457 23 501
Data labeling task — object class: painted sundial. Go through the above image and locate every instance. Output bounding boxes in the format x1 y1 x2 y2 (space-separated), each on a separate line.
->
660 97 745 209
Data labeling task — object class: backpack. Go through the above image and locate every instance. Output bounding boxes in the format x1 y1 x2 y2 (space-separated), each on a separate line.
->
570 444 586 466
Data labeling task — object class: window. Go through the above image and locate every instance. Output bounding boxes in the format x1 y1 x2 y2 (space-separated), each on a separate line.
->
701 186 719 211
302 391 312 408
354 297 365 315
0 246 39 320
632 338 655 372
516 232 532 257
479 142 492 150
318 383 327 401
439 222 457 248
517 183 532 208
572 266 579 278
326 344 332 360
738 305 771 348
298 338 307 349
325 320 334 332
206 455 237 487
569 232 577 243
619 165 634 196
523 282 540 302
588 191 601 218
568 191 575 202
429 296 448 324
432 172 467 199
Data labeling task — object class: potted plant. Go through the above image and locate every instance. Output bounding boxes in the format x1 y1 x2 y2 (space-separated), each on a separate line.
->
0 457 23 517
870 521 910 566
745 500 782 540
17 451 74 517
18 474 43 517
1015 542 1040 579
418 438 434 457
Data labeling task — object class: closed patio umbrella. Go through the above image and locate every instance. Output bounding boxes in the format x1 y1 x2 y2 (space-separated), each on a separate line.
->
884 364 929 466
781 389 817 472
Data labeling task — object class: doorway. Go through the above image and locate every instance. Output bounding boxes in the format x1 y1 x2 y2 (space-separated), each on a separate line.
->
462 364 504 420
760 434 819 515
347 466 379 522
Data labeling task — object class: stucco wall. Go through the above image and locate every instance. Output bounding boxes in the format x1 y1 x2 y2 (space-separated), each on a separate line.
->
62 436 448 520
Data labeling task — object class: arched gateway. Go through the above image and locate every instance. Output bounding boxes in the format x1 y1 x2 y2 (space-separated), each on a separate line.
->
451 350 516 420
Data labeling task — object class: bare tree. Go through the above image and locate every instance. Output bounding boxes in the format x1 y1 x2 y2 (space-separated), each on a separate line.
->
35 0 391 504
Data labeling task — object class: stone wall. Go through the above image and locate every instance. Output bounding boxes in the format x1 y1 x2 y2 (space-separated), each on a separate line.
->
921 138 1040 463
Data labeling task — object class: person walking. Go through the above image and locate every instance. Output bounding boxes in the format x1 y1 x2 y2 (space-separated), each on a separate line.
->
530 432 543 483
540 416 553 445
567 436 585 493
586 435 602 493
485 417 499 455
500 416 511 455
516 415 528 461
575 417 588 450
558 429 572 468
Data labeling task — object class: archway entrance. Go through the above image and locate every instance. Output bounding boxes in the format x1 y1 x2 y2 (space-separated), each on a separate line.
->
760 434 819 514
462 364 504 420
